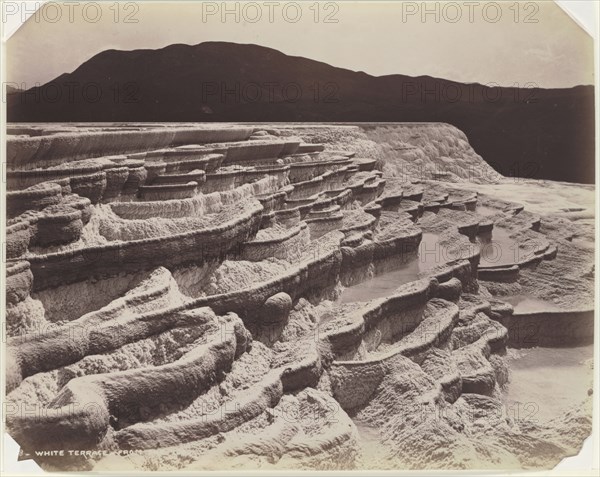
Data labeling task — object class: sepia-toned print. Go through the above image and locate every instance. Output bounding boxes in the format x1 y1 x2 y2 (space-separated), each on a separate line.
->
2 1 596 473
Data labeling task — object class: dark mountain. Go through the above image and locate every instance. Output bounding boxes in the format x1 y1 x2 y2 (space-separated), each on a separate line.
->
8 42 595 183
5 84 24 94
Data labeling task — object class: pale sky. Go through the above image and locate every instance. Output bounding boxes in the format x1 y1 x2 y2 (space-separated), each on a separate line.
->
5 1 595 88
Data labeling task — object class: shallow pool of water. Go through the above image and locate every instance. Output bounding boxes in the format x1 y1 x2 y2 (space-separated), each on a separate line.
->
502 294 560 313
503 346 593 424
339 233 442 303
478 227 520 267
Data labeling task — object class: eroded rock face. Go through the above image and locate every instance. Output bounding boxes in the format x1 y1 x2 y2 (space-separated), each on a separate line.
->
4 123 593 471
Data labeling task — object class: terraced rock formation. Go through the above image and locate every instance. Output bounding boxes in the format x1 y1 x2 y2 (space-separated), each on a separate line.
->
4 123 594 471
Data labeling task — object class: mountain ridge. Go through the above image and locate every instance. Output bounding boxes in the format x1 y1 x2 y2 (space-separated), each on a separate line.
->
8 41 595 183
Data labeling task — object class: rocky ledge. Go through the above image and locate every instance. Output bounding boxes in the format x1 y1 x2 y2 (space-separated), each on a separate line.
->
4 123 594 471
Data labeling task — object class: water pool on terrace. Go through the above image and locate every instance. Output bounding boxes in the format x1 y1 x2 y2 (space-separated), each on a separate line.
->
477 227 521 267
503 345 593 424
340 233 443 303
